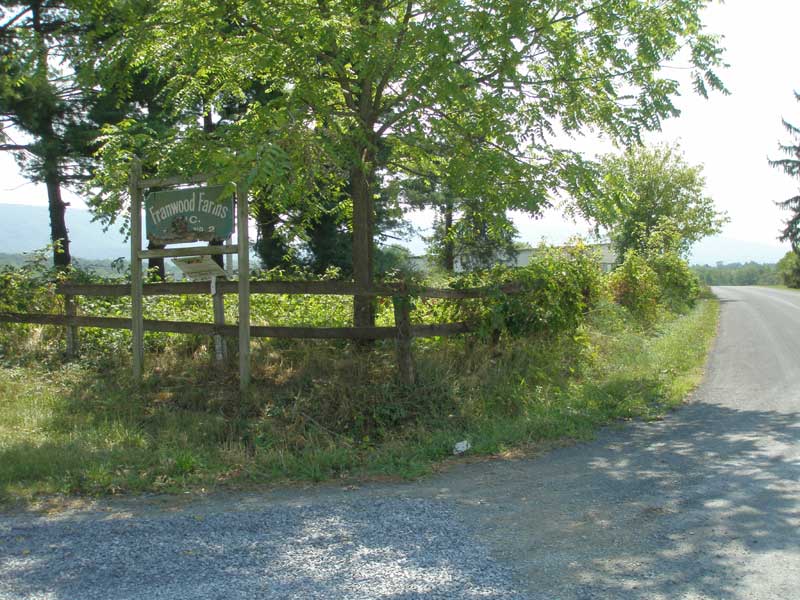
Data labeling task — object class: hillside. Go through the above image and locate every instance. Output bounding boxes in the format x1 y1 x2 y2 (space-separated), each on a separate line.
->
0 203 128 260
0 202 791 266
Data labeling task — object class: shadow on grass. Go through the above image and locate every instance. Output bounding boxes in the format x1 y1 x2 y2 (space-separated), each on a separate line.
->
0 337 462 500
1 386 798 599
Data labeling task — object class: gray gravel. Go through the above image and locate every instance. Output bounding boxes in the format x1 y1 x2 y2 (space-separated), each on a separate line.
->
0 497 525 599
3 286 800 599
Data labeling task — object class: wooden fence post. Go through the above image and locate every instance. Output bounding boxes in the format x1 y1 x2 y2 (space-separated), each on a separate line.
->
64 294 78 359
212 276 227 365
236 181 251 391
393 290 415 385
129 158 144 381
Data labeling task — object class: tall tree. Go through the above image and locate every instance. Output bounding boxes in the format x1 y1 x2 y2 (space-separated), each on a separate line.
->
395 175 517 272
0 1 82 268
571 144 728 258
769 92 800 252
86 0 725 325
0 1 153 269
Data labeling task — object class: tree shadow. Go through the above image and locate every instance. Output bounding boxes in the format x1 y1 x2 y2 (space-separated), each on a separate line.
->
465 399 800 599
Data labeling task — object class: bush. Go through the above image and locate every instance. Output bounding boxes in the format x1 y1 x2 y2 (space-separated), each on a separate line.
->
447 241 605 340
607 250 661 323
641 223 699 312
777 251 800 288
648 251 700 313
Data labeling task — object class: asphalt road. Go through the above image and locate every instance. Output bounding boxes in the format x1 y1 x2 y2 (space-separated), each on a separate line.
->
2 286 799 599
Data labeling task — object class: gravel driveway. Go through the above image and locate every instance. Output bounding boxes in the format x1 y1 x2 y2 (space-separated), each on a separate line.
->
2 287 799 599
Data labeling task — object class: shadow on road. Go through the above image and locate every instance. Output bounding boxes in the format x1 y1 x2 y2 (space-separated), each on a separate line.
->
507 399 800 599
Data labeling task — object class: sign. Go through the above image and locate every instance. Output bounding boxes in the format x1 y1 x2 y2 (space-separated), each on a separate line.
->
145 185 234 244
172 256 227 281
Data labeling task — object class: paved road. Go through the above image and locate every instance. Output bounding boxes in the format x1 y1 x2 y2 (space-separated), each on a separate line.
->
2 287 799 599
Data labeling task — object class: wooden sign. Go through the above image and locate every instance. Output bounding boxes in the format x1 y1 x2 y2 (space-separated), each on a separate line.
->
172 256 227 281
145 185 234 244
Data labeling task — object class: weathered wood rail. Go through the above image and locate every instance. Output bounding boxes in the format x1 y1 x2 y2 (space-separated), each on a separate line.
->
55 280 512 300
0 280 505 386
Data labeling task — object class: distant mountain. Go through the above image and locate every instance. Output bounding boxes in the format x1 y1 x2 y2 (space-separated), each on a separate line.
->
0 203 128 260
1 202 792 267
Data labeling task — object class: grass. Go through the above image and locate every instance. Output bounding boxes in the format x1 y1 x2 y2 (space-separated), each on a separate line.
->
0 299 719 506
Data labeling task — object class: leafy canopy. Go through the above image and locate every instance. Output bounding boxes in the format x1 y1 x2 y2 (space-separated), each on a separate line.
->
572 143 728 257
83 0 727 229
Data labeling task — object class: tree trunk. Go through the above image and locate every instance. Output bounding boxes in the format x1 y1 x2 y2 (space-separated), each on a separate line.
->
209 239 224 269
253 201 288 269
351 158 375 327
204 106 226 270
43 154 71 269
147 240 166 280
442 200 455 272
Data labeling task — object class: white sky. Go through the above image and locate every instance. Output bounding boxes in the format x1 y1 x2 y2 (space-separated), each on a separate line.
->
1 0 798 261
653 0 799 246
412 0 800 258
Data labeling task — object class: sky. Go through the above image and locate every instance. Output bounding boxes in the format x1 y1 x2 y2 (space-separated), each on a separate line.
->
1 0 799 264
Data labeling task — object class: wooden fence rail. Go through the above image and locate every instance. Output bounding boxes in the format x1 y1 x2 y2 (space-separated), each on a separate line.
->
55 280 517 300
0 280 494 386
0 312 471 341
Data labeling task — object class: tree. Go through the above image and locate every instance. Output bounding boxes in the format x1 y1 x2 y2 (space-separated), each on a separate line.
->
392 175 518 272
0 1 85 268
769 92 800 253
84 0 726 325
573 144 727 258
0 1 172 270
777 251 800 288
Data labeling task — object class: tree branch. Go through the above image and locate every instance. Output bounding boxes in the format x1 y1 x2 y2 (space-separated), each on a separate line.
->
0 144 32 151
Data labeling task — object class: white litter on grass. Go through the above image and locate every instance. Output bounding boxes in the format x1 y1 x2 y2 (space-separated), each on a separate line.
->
453 440 471 455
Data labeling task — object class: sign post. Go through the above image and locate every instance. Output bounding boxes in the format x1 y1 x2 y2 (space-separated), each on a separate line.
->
129 159 144 381
237 181 250 391
128 163 248 391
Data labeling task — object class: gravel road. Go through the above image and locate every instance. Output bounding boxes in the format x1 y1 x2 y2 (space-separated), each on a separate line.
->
2 286 799 599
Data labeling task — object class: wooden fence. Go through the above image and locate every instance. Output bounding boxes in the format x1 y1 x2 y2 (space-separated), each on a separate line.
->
0 279 514 386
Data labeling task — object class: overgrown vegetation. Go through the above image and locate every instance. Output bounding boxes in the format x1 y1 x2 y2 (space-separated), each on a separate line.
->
0 242 717 505
776 251 800 288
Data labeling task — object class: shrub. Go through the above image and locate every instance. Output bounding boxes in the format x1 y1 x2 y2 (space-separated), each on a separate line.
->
777 251 800 288
641 222 699 312
648 251 700 312
607 250 661 323
447 241 605 340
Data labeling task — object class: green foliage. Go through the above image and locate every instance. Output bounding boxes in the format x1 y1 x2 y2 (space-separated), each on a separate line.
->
607 250 661 323
79 0 726 270
777 251 800 288
607 219 700 319
642 221 700 312
448 242 605 340
0 296 719 503
692 262 780 286
769 93 800 251
647 251 700 313
573 144 727 258
0 248 60 314
391 176 519 272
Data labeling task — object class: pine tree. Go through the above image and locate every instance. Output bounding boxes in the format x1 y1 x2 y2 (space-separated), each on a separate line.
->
770 92 800 252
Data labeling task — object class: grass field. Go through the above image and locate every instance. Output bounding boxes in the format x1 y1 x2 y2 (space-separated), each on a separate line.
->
0 299 719 506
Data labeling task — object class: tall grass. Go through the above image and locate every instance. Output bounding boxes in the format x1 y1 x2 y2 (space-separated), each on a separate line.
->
0 299 718 505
